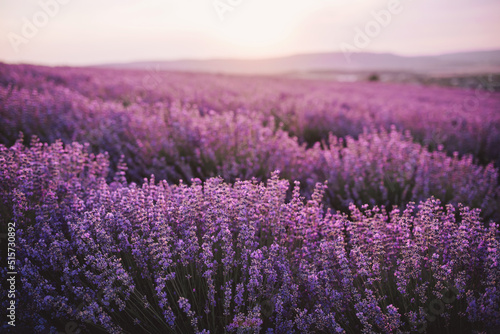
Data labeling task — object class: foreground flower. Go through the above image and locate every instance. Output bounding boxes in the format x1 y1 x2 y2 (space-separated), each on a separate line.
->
1 140 499 333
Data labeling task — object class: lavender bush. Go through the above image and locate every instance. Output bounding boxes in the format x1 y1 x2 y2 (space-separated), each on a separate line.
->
318 128 499 221
1 140 499 333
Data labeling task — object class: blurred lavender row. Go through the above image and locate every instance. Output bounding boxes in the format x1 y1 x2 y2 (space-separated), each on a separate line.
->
1 63 500 167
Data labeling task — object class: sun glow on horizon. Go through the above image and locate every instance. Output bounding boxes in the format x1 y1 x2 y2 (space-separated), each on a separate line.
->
1 0 499 65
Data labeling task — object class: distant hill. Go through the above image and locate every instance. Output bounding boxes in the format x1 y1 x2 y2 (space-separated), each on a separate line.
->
99 50 500 76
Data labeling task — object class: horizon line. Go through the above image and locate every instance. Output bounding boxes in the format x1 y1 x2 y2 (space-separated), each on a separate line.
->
2 47 500 68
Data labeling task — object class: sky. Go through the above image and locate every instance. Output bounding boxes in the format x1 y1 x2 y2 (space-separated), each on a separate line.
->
0 0 499 65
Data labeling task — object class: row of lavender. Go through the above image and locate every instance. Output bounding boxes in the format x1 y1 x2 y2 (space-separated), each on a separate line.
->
1 140 499 333
1 65 499 221
2 63 500 166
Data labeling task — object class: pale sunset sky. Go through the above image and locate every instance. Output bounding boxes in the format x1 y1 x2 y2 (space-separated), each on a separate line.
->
1 0 499 65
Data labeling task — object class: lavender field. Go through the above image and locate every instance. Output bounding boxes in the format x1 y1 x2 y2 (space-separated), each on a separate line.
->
1 63 500 333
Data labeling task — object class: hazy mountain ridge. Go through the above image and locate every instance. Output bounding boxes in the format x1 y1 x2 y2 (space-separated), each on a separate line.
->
99 50 500 75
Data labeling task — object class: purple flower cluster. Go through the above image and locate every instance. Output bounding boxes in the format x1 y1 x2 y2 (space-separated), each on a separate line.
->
319 128 499 221
1 141 499 333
